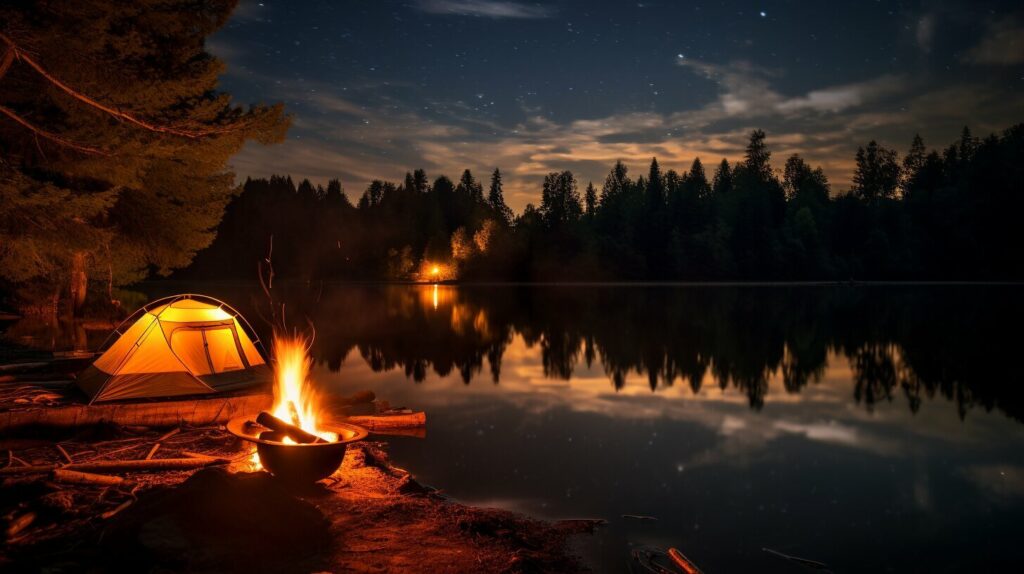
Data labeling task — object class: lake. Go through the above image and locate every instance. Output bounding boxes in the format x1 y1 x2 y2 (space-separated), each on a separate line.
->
4 283 1024 572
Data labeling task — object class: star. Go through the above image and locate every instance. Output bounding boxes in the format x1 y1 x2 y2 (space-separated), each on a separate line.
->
760 11 767 17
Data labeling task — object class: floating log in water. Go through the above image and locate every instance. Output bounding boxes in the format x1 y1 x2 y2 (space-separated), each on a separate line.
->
0 456 228 476
668 547 704 574
0 391 273 430
345 412 426 430
762 547 831 570
621 514 659 521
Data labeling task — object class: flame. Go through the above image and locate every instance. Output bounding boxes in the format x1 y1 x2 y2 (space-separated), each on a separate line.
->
250 333 337 469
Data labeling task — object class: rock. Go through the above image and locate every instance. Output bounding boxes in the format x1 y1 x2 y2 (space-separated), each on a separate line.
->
102 467 332 573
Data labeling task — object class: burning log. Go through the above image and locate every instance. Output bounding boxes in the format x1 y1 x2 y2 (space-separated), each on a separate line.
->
52 468 127 486
256 411 327 444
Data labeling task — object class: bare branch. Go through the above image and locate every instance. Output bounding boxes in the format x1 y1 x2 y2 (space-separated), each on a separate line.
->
0 32 237 140
0 104 109 156
0 47 14 80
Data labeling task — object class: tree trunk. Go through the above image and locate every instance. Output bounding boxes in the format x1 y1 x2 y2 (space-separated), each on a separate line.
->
69 251 87 317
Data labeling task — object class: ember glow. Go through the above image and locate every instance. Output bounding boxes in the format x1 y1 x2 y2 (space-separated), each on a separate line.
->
251 333 338 469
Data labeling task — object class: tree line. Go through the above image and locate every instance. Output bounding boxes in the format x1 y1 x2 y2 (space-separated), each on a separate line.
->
189 123 1024 282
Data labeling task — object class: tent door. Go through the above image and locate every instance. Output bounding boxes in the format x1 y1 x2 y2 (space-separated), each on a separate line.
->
169 325 248 376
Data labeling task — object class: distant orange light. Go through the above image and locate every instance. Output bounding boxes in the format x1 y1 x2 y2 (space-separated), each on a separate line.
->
431 265 440 276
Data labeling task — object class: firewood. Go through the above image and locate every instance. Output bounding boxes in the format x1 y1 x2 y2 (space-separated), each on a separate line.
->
181 451 217 459
55 443 74 464
157 427 180 441
0 457 228 476
145 443 160 460
5 511 35 538
52 468 126 486
255 411 325 444
100 499 133 520
69 458 228 473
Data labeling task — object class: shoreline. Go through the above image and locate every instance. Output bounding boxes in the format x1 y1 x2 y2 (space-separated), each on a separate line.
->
0 430 602 573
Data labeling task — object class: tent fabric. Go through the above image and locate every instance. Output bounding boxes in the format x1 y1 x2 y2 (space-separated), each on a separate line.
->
78 295 270 403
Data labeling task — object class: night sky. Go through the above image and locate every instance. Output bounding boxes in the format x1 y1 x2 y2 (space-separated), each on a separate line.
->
210 0 1024 211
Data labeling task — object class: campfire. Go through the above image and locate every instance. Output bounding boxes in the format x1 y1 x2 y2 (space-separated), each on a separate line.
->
229 333 367 483
265 333 338 445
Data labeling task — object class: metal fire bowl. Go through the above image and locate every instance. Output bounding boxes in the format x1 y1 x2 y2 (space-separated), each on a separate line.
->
227 416 369 483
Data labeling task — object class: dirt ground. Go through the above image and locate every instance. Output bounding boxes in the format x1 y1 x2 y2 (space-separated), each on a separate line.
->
1 430 602 573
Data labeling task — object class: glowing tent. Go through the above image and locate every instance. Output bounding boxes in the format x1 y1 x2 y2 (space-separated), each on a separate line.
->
77 295 272 403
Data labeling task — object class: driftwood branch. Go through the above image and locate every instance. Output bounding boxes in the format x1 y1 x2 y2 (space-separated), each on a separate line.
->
346 412 426 430
52 468 126 486
100 499 133 520
54 443 73 464
0 456 228 476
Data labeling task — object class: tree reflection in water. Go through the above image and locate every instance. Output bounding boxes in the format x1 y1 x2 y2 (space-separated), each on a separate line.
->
6 284 1016 422
271 284 1022 422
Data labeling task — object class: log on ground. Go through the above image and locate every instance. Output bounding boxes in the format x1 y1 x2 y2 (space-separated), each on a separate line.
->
0 392 272 430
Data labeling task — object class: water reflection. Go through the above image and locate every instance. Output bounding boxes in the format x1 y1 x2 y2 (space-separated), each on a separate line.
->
277 284 1022 422
5 284 1023 571
4 284 1020 423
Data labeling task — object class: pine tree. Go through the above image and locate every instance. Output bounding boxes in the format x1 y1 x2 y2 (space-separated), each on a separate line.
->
539 171 581 227
0 1 288 314
687 158 711 199
958 126 977 162
783 155 829 204
487 168 513 225
712 159 733 196
600 160 631 205
584 182 597 219
412 169 430 194
744 129 773 181
457 169 484 203
646 158 665 209
852 141 901 203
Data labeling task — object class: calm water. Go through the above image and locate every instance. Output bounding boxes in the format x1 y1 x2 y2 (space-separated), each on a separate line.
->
5 283 1024 572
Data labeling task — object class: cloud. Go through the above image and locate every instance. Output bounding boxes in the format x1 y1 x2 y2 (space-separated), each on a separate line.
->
963 17 1024 65
227 54 1011 213
677 58 907 118
916 14 936 53
776 76 908 114
962 464 1024 500
414 0 555 19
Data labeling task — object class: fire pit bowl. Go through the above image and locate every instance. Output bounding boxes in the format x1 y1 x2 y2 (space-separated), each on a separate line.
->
227 417 368 483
